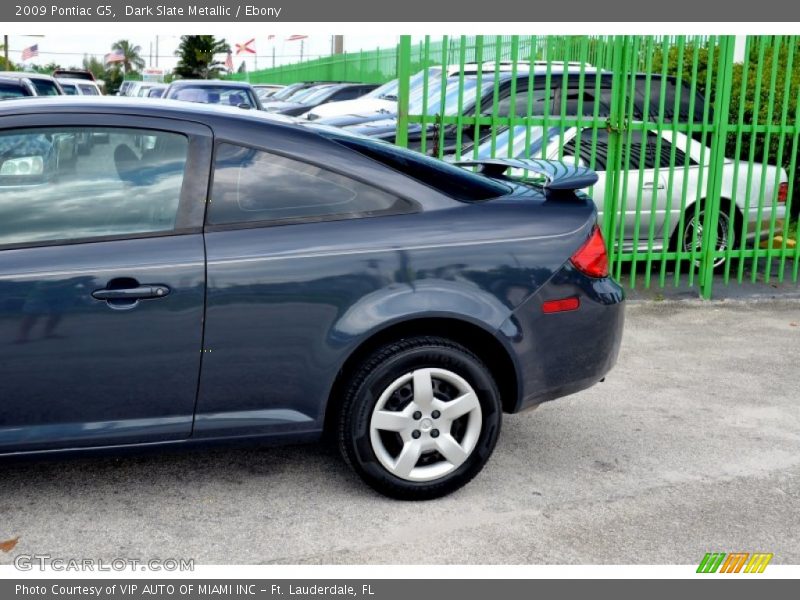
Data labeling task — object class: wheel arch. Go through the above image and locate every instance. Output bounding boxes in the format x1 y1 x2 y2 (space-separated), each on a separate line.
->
323 316 521 434
668 196 744 245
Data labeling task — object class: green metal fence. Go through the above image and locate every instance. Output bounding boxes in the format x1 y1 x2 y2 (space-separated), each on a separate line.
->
395 35 799 298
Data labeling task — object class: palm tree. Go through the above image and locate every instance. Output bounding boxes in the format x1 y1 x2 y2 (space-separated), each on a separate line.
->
109 39 145 74
173 36 231 79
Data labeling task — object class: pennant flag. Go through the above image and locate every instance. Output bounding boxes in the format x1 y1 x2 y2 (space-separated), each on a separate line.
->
21 44 39 61
235 39 256 55
286 35 308 42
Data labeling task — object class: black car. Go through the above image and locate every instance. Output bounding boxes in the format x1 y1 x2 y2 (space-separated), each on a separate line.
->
0 97 623 499
163 79 262 110
264 82 380 117
346 67 706 155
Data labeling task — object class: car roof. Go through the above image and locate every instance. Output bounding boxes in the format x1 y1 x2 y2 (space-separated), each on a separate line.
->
0 95 296 125
0 75 28 86
168 79 254 89
0 71 58 82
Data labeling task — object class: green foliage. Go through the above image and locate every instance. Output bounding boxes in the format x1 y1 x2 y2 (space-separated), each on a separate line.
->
173 35 231 79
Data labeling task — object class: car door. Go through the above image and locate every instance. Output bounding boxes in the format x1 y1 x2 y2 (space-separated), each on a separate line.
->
0 115 211 452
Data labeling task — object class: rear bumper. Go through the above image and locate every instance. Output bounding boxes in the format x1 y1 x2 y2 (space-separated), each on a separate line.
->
503 263 625 413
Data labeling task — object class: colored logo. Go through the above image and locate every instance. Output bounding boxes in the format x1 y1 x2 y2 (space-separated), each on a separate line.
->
697 552 773 573
0 536 20 553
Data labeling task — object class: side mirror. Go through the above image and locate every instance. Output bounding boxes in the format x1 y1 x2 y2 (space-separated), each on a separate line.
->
238 103 252 110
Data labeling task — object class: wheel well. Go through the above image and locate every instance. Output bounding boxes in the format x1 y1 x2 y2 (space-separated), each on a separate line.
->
323 318 520 433
671 197 744 246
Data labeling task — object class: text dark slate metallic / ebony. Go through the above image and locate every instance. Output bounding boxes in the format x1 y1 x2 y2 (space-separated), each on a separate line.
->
0 97 624 499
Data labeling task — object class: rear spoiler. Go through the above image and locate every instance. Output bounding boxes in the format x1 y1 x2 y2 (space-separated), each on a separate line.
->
454 158 598 191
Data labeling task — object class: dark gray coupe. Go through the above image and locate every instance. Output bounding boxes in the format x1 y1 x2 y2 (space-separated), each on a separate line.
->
0 98 623 499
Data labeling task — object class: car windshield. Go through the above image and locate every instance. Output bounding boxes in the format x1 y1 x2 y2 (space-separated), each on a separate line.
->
368 79 398 99
298 86 337 105
287 85 332 103
78 83 99 95
408 74 499 116
269 84 304 100
30 79 61 96
59 82 79 95
172 86 255 108
0 83 28 99
149 87 165 98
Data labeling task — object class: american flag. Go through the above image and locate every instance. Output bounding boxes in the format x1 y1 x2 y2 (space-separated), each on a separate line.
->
235 39 256 55
225 51 233 71
21 44 38 61
105 49 125 64
286 35 308 42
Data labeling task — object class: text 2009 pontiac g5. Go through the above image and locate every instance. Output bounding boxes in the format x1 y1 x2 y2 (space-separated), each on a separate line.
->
0 98 624 499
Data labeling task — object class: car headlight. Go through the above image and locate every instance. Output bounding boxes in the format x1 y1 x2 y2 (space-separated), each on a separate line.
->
0 156 44 176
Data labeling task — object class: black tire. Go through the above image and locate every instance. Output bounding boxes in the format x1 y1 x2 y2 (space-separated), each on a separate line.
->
670 202 739 272
337 336 502 500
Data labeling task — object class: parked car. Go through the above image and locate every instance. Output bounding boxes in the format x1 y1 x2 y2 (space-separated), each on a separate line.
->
0 97 623 498
264 82 380 117
259 81 347 105
253 84 285 101
0 75 36 99
462 125 788 266
306 78 399 122
0 71 62 96
57 78 102 96
163 79 262 110
52 69 96 82
135 83 166 98
117 81 137 96
146 84 168 98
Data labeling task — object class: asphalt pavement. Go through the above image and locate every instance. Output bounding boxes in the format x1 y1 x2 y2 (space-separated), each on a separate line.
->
1 293 799 565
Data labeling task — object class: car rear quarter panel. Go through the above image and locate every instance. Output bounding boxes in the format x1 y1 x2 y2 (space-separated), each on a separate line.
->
195 196 596 438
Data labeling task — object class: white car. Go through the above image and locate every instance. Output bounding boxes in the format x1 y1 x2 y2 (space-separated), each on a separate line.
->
56 78 102 96
464 126 788 264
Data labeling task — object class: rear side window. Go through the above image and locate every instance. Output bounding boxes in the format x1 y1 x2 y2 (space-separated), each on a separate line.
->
0 127 188 247
171 86 256 108
78 84 99 95
208 143 411 226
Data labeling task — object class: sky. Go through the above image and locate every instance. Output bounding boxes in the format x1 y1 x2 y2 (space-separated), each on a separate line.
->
4 33 398 73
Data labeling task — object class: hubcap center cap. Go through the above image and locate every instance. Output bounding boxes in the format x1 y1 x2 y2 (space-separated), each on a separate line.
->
419 418 433 432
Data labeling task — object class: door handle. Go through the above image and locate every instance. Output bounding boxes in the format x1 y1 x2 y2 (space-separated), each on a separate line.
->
92 284 170 305
643 181 666 190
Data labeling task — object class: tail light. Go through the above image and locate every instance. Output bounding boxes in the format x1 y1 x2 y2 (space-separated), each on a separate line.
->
570 226 609 278
778 182 788 203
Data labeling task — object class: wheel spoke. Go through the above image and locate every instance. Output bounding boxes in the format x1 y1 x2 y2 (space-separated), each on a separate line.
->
435 434 469 468
440 391 480 422
393 440 423 478
412 369 435 410
372 409 411 432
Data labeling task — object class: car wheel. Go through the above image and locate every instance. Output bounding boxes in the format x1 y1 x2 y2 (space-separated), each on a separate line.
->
672 203 737 270
337 336 502 500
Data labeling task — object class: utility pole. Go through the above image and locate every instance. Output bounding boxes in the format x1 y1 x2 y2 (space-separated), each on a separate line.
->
300 40 304 62
272 46 275 69
333 35 344 55
149 41 152 67
3 35 9 69
155 35 159 67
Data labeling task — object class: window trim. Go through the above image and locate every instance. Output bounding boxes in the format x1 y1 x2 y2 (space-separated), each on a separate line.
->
0 115 212 252
204 140 419 231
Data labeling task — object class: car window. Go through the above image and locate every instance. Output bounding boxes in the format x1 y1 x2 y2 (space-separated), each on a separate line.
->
0 127 188 247
0 83 29 99
171 86 256 108
29 79 61 96
563 129 611 171
78 84 99 96
331 87 366 102
489 88 554 119
649 133 696 168
208 143 412 226
59 82 79 95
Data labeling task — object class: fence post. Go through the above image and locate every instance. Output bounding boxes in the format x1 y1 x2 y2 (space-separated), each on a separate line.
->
395 36 412 148
602 36 630 270
700 35 736 299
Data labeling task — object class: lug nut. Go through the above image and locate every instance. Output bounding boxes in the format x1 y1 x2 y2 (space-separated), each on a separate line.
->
431 429 440 438
431 410 441 419
411 430 421 439
413 411 422 420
